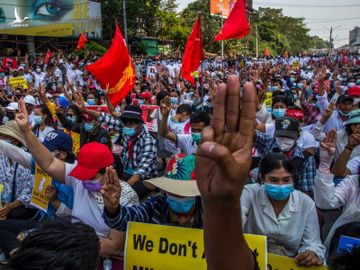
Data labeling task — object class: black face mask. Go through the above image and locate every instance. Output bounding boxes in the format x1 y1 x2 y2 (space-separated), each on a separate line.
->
6 112 15 120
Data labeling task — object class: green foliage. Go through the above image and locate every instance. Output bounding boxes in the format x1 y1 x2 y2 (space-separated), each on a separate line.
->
73 41 107 58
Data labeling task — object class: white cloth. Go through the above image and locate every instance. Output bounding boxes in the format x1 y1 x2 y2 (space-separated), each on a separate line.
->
256 105 272 124
241 184 325 261
32 72 46 88
317 92 346 133
34 126 55 143
176 134 198 155
164 115 191 154
347 156 360 174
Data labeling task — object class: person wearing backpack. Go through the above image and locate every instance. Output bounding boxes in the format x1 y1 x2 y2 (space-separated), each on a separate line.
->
254 117 316 197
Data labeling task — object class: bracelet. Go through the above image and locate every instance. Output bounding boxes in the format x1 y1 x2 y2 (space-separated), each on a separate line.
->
345 145 354 151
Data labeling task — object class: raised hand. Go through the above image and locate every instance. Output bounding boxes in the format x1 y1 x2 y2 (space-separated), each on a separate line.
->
74 92 85 112
160 96 171 116
196 76 256 202
15 99 31 132
347 133 360 150
320 129 336 155
100 166 122 216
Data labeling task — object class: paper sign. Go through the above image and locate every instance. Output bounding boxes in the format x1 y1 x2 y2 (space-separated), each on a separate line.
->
141 105 159 133
337 235 360 253
30 163 52 212
124 222 267 270
292 61 300 71
8 76 28 89
0 184 3 209
268 254 328 270
264 92 273 111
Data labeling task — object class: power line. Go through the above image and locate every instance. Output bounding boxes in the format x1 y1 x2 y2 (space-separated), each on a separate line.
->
254 2 360 8
306 17 360 24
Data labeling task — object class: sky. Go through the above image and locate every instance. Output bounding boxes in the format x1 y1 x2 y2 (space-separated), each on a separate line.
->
177 0 360 48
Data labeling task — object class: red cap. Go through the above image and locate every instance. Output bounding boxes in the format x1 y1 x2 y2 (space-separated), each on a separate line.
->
69 142 114 180
140 91 151 101
347 86 360 97
285 109 304 121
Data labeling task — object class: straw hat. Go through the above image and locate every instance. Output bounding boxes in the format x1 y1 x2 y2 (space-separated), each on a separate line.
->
0 121 26 146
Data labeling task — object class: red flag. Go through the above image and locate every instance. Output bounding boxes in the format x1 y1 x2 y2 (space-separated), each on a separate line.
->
77 33 88 51
181 17 203 86
44 49 53 64
214 0 250 41
284 50 289 60
264 48 270 57
86 24 135 106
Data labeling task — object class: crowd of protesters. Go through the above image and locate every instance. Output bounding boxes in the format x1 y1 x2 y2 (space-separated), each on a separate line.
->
0 51 359 269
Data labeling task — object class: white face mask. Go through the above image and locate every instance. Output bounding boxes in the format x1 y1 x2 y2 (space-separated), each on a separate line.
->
275 137 296 152
36 68 41 73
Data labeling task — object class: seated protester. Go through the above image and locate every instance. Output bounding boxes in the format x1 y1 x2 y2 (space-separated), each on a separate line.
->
147 91 172 162
163 103 192 154
6 219 100 270
314 130 360 257
87 105 157 199
0 121 36 221
160 102 211 155
32 105 55 143
312 108 360 162
39 86 81 156
24 95 36 127
0 130 75 262
15 100 138 257
102 154 203 231
85 92 100 106
241 153 325 265
80 113 112 149
331 109 360 177
3 102 19 123
328 246 360 270
254 117 316 196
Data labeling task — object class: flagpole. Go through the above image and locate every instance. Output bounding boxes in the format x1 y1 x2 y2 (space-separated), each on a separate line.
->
123 0 128 45
221 12 224 59
198 13 204 107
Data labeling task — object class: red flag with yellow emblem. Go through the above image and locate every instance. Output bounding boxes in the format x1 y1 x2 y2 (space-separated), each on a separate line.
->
86 24 135 106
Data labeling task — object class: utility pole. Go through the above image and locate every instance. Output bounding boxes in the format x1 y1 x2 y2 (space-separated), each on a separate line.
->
255 25 259 58
221 14 224 59
330 26 333 49
123 0 128 45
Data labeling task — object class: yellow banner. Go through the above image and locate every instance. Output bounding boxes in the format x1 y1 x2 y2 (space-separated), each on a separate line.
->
268 254 328 270
264 92 273 109
292 61 300 71
8 76 28 89
30 163 51 212
0 23 73 37
125 222 267 270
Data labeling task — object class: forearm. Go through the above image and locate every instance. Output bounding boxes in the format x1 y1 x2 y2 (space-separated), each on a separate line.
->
203 200 255 270
127 174 141 186
0 140 32 168
50 199 61 209
331 148 352 177
8 200 23 211
84 108 100 119
159 112 170 137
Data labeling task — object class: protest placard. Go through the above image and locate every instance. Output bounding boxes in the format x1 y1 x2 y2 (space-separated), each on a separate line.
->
292 61 300 71
268 254 328 270
337 235 360 253
124 222 267 270
8 76 28 89
264 92 273 112
140 105 159 132
30 163 52 212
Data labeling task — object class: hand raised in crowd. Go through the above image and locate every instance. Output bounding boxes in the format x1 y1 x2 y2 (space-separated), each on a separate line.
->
160 96 171 116
196 76 256 270
74 92 86 113
347 133 360 150
295 250 323 267
100 166 122 216
321 129 337 156
320 102 336 125
15 99 30 132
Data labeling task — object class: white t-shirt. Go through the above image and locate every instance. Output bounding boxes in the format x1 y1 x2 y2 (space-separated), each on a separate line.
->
347 156 360 175
176 134 198 155
35 126 54 143
164 115 191 154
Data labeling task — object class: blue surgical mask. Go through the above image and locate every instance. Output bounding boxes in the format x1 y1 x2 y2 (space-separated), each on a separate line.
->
170 97 179 105
191 132 202 143
87 99 96 105
34 115 43 125
67 115 77 124
293 95 298 100
264 183 294 201
290 77 296 83
166 195 196 214
272 108 286 119
271 86 278 92
84 122 95 133
123 127 136 137
296 83 303 89
82 180 101 192
138 100 144 105
356 80 360 86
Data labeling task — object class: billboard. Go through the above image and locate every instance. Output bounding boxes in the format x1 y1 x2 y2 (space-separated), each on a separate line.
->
210 0 238 18
0 0 102 38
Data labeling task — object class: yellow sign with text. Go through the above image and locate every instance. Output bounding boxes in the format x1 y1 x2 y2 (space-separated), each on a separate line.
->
30 163 51 212
8 76 28 89
125 222 267 270
264 92 273 109
292 61 300 70
268 254 328 270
